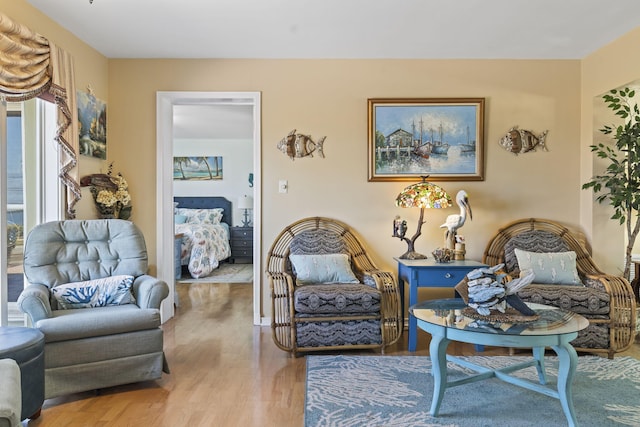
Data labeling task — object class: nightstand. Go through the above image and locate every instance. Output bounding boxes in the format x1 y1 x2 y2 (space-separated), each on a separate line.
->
396 258 488 351
230 226 253 263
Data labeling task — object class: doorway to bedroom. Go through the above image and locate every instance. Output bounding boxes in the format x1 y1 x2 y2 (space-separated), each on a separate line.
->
156 92 261 325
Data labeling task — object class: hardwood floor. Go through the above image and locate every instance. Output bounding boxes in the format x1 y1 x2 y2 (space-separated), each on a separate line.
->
28 282 639 427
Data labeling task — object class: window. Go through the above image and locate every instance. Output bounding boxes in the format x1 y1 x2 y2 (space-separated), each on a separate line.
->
1 98 61 326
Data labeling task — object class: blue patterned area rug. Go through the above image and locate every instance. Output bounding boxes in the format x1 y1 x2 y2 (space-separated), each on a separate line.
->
305 355 640 427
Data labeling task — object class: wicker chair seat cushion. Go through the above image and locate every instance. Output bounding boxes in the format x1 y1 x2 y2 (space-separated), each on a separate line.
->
294 283 381 315
504 230 570 276
517 284 609 315
569 323 609 349
295 318 382 347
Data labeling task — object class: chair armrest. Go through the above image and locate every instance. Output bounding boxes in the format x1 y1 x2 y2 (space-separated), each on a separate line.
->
363 269 403 346
585 273 637 352
133 275 169 309
268 271 296 352
17 284 52 324
363 269 398 292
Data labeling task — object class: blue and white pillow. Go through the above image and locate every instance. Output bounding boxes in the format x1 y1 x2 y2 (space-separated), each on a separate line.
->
514 249 582 286
51 275 136 309
289 253 359 285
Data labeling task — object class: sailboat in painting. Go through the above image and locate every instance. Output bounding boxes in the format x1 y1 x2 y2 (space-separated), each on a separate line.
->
411 118 431 158
430 123 450 155
459 125 476 152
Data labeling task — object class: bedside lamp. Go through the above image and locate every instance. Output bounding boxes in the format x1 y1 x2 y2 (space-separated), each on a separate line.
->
238 195 253 227
393 176 451 259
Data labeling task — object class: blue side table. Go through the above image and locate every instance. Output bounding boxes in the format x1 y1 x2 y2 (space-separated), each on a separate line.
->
396 258 488 351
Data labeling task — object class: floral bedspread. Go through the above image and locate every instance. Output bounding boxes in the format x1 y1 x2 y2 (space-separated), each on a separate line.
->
176 223 231 278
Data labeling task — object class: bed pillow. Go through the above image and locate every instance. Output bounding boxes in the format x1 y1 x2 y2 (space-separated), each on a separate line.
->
51 275 136 309
175 214 188 224
289 253 359 285
514 249 582 286
175 208 223 225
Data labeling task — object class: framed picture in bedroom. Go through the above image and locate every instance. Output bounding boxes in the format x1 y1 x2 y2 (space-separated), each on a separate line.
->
173 156 223 180
367 98 485 181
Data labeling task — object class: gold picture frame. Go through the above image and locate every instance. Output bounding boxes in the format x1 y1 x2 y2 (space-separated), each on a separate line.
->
368 98 485 181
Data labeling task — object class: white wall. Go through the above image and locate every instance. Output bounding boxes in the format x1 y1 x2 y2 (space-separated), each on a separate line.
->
173 138 253 226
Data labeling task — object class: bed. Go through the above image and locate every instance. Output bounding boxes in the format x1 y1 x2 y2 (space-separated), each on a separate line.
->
174 196 233 279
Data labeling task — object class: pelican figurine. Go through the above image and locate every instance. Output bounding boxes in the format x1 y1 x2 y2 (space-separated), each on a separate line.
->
440 190 472 240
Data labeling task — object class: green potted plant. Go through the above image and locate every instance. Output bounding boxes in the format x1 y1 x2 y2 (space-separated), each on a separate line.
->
582 87 640 280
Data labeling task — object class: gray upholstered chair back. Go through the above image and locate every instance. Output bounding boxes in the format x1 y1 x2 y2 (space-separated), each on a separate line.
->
503 230 569 276
23 219 148 289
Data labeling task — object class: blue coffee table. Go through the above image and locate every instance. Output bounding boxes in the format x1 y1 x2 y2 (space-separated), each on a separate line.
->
410 298 589 427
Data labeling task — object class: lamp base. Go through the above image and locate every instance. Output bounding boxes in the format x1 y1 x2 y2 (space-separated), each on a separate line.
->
399 251 428 260
241 208 252 227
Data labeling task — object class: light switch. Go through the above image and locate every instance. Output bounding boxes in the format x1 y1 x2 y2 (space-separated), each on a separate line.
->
278 180 288 193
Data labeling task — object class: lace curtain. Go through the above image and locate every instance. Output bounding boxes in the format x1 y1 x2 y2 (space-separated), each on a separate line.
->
0 12 80 218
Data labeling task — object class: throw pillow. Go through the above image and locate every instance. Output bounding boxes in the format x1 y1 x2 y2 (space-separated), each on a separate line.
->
51 275 136 309
289 253 359 285
175 214 188 224
514 249 582 286
504 230 569 275
175 208 223 224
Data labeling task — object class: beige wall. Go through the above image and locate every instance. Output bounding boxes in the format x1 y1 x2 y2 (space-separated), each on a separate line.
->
581 26 640 275
1 0 109 219
6 0 638 319
108 59 582 316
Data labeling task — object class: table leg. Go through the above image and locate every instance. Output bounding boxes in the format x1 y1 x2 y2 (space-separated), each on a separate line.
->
552 343 579 427
408 272 419 352
429 332 450 416
398 276 405 326
532 346 547 384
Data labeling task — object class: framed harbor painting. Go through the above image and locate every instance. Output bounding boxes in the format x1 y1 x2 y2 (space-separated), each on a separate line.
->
367 98 485 181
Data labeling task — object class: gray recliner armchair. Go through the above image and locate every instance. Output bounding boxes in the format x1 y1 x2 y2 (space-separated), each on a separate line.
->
17 219 170 399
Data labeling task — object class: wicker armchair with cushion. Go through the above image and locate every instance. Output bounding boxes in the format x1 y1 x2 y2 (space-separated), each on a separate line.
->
483 218 636 358
266 217 402 356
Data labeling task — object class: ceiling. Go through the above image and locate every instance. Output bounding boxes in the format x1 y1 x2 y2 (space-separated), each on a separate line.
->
27 0 640 60
24 1 640 140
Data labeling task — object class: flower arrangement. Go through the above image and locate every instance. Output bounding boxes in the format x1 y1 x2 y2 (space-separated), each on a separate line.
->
87 163 132 220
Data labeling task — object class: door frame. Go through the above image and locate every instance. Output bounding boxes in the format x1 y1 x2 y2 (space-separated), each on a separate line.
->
156 91 261 323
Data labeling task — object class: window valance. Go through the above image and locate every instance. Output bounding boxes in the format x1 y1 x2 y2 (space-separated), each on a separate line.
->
0 12 80 218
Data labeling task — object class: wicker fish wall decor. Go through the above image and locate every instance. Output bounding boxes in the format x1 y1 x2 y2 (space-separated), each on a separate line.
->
499 126 548 155
277 129 326 160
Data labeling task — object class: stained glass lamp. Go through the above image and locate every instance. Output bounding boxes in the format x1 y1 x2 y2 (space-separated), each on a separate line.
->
393 176 451 259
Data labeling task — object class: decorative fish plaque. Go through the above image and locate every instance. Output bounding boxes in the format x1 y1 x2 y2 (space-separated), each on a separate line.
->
499 126 548 155
277 129 326 160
